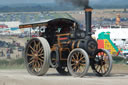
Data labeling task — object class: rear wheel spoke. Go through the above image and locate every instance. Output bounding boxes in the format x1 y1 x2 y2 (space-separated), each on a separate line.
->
29 45 35 52
38 53 44 56
33 40 36 50
28 60 34 65
27 54 33 57
38 58 44 62
79 63 86 66
25 37 50 76
38 47 43 53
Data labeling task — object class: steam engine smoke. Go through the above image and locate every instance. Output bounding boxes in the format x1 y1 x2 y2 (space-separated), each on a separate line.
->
56 0 89 8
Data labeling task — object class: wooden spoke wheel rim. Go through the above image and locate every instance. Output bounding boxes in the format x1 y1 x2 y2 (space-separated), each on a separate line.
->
25 37 51 76
67 48 89 77
91 49 113 76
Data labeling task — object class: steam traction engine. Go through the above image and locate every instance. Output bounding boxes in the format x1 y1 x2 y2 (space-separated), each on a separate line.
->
19 8 112 77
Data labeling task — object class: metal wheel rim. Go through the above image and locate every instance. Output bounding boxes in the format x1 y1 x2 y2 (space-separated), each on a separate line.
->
25 37 50 76
67 48 90 77
69 51 86 74
26 39 44 73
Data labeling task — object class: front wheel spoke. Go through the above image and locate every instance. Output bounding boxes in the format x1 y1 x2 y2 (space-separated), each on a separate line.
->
81 60 86 63
75 53 79 61
79 56 85 61
71 59 76 62
72 55 76 61
95 65 100 70
104 57 108 62
76 66 80 72
52 58 56 61
103 65 107 72
73 66 77 71
99 65 103 73
78 66 83 72
71 63 76 66
79 63 86 66
79 53 83 58
104 64 108 70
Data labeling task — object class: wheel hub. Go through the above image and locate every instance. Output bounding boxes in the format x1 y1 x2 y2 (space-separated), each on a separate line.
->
75 60 80 66
34 53 39 61
34 54 38 57
76 61 79 64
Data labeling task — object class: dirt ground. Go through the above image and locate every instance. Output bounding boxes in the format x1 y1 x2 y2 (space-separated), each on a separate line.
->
0 64 128 85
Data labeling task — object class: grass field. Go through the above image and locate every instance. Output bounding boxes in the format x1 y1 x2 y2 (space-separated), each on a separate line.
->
0 58 25 69
0 56 127 69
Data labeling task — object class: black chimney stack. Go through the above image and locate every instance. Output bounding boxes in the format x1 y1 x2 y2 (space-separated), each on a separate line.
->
85 7 93 36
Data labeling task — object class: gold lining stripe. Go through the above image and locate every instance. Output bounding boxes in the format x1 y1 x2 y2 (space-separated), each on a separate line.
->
72 41 75 50
19 23 48 29
56 33 70 36
77 40 81 48
85 8 93 12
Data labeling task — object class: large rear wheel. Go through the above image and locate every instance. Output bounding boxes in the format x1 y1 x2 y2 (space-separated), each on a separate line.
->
91 49 113 76
25 37 51 76
67 48 90 77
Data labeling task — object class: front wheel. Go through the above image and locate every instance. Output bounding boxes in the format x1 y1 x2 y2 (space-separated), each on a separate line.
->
91 49 113 76
67 48 90 77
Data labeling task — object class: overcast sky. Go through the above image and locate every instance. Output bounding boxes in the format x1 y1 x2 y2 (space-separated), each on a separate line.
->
0 0 128 8
0 0 126 4
0 0 54 5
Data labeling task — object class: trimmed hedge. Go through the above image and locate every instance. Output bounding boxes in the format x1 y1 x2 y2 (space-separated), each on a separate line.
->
112 56 126 64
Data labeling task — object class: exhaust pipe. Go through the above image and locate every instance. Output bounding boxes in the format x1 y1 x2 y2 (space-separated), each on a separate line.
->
85 8 93 36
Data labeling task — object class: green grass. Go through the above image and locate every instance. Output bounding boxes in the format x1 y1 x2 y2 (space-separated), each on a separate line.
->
0 58 25 69
0 64 25 69
0 56 127 69
43 13 74 20
112 56 126 64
